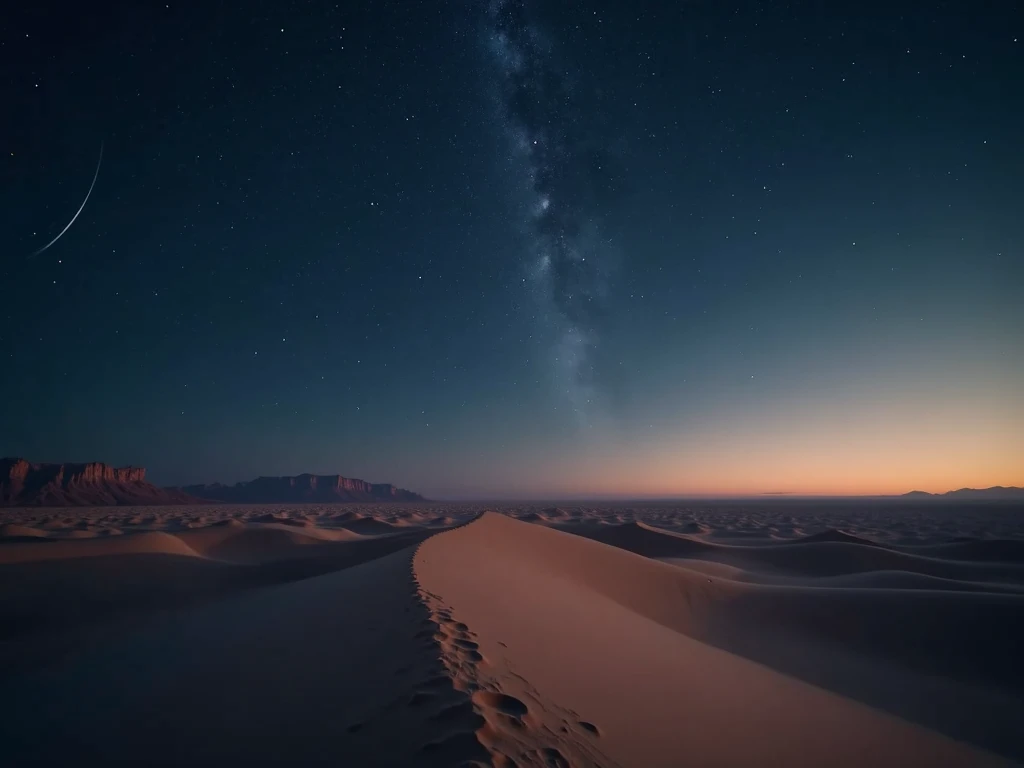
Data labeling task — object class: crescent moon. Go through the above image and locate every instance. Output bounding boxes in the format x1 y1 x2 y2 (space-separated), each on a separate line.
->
30 142 105 258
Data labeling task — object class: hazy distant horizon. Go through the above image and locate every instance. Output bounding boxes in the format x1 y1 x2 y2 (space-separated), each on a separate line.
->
170 470 1023 502
6 453 1020 501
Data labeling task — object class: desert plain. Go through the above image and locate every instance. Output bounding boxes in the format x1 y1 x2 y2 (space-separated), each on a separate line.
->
1 500 1023 766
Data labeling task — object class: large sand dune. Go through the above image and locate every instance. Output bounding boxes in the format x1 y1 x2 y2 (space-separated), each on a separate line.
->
1 502 1021 765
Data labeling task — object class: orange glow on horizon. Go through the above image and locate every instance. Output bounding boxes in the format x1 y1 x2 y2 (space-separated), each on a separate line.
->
467 387 1024 498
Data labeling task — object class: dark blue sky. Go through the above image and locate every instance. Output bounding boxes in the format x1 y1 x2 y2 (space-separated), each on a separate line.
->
2 1 1021 497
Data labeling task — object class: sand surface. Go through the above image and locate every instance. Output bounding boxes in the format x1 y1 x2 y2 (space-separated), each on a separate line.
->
1 501 1022 765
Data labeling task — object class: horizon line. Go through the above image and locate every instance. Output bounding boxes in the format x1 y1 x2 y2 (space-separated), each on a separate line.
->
422 490 1022 502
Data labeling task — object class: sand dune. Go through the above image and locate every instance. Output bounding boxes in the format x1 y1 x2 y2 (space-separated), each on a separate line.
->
572 520 1024 583
0 522 51 540
175 521 362 563
415 514 1010 766
0 502 1021 765
905 538 1024 563
0 516 436 676
1 547 488 764
669 557 1024 593
793 528 887 546
0 529 204 563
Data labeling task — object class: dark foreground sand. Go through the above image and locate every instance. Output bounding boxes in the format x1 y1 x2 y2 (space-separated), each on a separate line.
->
1 502 1022 766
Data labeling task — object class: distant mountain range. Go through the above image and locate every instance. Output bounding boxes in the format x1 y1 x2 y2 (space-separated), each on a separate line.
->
902 486 1024 500
1 458 424 507
1 458 200 507
180 474 424 503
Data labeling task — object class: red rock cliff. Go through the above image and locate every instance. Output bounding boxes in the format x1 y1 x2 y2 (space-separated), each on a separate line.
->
1 458 194 507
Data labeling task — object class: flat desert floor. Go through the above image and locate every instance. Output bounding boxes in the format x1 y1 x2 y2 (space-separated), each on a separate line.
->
1 501 1023 766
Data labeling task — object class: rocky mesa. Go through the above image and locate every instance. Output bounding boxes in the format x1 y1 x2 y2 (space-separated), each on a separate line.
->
902 486 1024 500
180 473 425 503
1 458 201 507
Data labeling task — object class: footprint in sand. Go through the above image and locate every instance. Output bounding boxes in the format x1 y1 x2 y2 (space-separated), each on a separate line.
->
535 746 571 767
578 721 600 736
472 690 530 718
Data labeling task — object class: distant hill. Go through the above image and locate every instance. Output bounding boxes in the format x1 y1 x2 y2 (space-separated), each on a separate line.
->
902 486 1024 500
180 473 424 503
1 459 424 507
1 458 201 507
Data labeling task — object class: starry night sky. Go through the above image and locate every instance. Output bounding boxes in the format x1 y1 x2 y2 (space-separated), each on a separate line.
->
2 1 1021 497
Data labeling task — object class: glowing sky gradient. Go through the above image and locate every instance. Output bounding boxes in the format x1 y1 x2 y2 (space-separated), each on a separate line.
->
1 0 1021 497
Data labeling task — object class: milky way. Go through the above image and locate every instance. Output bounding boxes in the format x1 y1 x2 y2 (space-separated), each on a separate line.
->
487 0 620 418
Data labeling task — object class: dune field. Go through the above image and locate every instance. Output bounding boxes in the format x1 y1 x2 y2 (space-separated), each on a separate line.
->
1 501 1022 766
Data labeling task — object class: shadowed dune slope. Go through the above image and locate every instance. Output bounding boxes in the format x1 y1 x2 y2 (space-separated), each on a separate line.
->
0 545 489 765
568 520 1024 583
565 520 718 558
903 539 1024 563
566 520 1024 688
793 528 887 547
561 517 1024 760
0 520 434 672
667 558 1024 594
